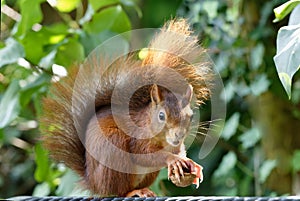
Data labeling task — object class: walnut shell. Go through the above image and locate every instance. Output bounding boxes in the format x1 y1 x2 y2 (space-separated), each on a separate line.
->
170 171 197 187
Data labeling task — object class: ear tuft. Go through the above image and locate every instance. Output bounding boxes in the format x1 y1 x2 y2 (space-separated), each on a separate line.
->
186 84 193 102
150 84 161 104
182 84 193 107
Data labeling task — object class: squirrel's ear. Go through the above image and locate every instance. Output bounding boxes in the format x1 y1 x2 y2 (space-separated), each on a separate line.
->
182 84 193 107
151 84 162 105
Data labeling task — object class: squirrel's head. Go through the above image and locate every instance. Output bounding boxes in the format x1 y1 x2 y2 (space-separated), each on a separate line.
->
149 84 193 147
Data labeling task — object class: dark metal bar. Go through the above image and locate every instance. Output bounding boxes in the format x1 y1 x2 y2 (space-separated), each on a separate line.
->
7 197 300 201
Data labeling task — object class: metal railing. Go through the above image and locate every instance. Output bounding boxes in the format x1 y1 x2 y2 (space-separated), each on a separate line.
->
8 197 300 201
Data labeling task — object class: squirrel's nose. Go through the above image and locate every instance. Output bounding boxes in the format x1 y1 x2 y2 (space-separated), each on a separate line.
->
175 128 186 139
175 132 184 140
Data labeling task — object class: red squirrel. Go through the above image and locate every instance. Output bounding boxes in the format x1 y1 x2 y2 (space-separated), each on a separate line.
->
40 19 212 197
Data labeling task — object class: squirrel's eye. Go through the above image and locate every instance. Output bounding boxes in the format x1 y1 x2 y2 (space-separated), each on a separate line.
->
158 111 166 122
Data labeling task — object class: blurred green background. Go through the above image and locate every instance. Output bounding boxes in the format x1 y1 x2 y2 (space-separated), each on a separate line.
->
1 0 300 198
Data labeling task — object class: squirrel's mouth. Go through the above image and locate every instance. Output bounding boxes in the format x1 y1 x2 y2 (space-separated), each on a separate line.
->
166 137 181 147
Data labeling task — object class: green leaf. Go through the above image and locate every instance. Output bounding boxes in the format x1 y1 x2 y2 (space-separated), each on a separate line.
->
273 0 300 22
83 5 131 34
226 0 240 22
235 82 251 97
0 80 21 128
79 30 117 56
220 81 235 102
45 24 69 44
250 43 265 69
239 127 261 149
120 0 142 18
213 151 237 178
20 31 49 64
222 113 240 140
20 24 68 64
32 182 51 196
20 74 51 107
273 25 300 99
0 38 25 68
202 1 218 20
55 169 79 196
259 160 277 183
79 4 94 25
34 143 50 182
16 0 46 36
1 127 21 144
215 52 230 73
55 38 85 67
292 150 300 172
55 0 80 12
38 50 57 69
279 73 292 97
250 74 270 96
90 0 120 11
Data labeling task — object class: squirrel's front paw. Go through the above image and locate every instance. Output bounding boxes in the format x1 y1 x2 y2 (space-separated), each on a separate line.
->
126 188 156 197
168 158 203 188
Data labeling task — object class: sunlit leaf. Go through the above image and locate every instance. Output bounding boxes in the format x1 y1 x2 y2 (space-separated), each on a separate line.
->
222 113 240 140
273 0 300 22
250 43 265 69
213 151 237 178
259 160 277 183
215 52 230 73
250 74 270 96
239 127 261 149
55 169 79 195
221 82 235 102
226 0 240 22
235 82 251 97
203 1 218 20
38 50 57 69
55 0 80 12
20 74 51 107
32 182 51 196
273 25 300 99
0 38 25 68
0 80 21 129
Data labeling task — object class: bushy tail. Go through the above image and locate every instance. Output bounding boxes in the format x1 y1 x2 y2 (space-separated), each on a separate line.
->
142 18 213 105
40 57 127 177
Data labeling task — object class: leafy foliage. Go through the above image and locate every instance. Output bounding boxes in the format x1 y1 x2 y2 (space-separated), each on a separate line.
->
273 2 300 98
1 0 300 198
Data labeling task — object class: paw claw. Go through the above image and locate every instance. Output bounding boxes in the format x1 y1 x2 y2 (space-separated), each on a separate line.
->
168 157 204 188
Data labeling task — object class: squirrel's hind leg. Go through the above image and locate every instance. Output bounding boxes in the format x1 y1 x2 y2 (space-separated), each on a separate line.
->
125 188 156 197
